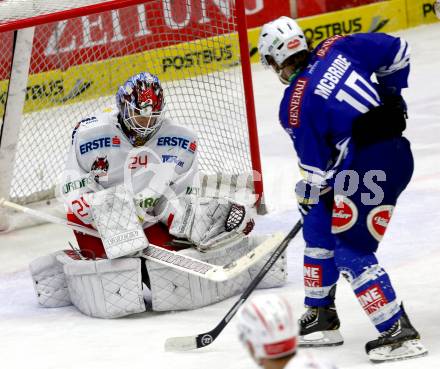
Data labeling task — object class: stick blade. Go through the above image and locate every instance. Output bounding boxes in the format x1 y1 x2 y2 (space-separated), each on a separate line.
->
164 335 198 352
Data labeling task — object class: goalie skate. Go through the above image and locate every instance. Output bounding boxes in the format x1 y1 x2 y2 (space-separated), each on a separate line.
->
366 305 428 363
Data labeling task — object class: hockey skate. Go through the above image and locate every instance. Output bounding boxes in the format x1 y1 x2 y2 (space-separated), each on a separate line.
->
299 286 343 347
366 305 428 363
298 303 344 347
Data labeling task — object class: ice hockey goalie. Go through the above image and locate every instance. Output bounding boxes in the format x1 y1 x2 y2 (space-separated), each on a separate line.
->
29 72 286 318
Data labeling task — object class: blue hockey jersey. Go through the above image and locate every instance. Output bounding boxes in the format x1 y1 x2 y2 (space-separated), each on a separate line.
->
279 33 410 189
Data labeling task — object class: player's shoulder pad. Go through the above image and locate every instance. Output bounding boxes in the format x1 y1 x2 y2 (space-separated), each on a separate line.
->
71 109 119 145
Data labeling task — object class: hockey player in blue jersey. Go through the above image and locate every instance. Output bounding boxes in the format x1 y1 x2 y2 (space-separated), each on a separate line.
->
258 17 428 362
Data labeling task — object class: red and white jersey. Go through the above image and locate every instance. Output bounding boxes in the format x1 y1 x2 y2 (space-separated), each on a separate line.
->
60 109 199 225
285 351 338 369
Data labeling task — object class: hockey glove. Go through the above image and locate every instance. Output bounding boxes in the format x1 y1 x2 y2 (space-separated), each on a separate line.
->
377 85 407 112
295 180 321 217
381 93 407 118
352 94 407 147
162 195 255 251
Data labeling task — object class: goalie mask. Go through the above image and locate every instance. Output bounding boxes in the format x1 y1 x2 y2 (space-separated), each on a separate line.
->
237 294 298 364
116 72 165 145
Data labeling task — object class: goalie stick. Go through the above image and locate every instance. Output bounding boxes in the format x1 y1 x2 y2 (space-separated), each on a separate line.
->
0 198 283 282
164 219 303 352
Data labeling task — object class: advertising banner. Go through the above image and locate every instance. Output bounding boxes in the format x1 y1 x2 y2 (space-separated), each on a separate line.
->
0 0 289 79
297 0 406 46
297 0 382 18
0 0 291 115
406 0 439 27
247 0 407 65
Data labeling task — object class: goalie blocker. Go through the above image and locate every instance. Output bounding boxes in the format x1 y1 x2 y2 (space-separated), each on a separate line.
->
29 235 287 318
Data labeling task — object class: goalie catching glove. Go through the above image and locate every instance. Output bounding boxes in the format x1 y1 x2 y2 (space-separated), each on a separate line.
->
160 195 255 251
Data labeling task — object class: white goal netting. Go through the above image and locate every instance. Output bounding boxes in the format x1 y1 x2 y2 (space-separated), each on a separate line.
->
0 0 256 215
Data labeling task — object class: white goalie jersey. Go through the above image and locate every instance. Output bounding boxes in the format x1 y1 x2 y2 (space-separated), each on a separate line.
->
60 109 199 227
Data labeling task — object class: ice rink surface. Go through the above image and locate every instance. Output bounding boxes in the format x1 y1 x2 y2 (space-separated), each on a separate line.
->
1 23 440 369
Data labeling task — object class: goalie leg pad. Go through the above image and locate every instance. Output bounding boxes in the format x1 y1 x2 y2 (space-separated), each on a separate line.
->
147 238 251 311
29 250 76 308
247 235 287 289
146 235 287 311
64 257 146 318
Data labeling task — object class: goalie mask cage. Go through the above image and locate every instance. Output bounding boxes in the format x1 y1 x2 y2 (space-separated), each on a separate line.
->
0 0 264 231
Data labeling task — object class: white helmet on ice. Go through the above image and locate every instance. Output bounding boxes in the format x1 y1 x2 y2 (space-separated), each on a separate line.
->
236 294 299 362
258 16 308 69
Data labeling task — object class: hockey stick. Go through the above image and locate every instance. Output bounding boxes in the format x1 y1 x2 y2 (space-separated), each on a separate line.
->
0 198 284 282
164 219 303 352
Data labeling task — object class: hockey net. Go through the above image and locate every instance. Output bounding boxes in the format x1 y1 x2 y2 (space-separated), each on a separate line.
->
0 0 263 230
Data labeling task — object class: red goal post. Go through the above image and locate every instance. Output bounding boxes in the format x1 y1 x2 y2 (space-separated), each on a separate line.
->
0 0 265 231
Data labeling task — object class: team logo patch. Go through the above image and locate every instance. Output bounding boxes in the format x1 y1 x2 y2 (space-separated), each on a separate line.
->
304 264 322 287
356 284 388 316
91 156 109 182
367 205 394 242
331 196 358 233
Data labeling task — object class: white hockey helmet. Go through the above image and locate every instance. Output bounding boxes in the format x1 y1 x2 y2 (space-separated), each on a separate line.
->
236 294 299 361
258 16 308 68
